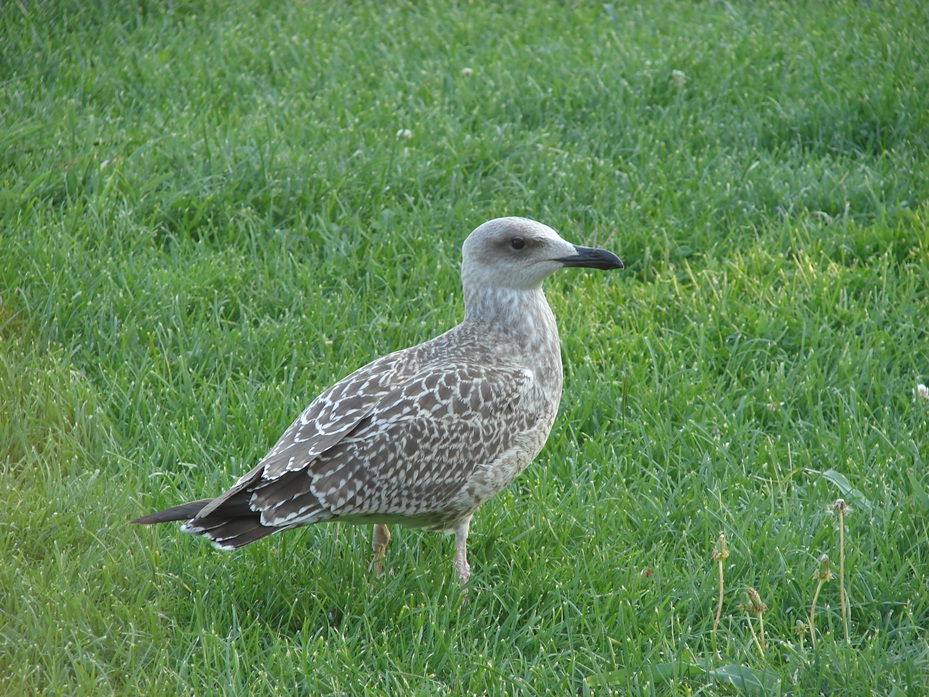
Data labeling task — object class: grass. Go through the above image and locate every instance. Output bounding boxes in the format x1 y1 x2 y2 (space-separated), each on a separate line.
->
2 0 929 693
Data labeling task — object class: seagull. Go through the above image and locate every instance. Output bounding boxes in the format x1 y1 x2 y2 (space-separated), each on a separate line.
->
133 217 623 586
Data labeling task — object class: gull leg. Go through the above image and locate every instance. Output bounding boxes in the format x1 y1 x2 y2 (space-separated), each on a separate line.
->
452 516 472 588
371 523 391 578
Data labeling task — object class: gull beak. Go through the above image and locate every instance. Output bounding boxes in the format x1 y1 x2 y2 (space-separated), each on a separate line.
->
556 245 624 270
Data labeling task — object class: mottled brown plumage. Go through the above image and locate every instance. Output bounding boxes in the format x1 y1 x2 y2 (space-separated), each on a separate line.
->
133 217 622 585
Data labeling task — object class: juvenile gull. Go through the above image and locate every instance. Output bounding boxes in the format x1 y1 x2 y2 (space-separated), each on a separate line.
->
133 217 623 585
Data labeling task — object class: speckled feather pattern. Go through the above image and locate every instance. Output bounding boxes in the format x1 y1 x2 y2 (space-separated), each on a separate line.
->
184 294 563 547
135 217 622 579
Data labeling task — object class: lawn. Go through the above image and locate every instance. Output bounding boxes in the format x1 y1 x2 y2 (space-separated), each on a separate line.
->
2 0 929 694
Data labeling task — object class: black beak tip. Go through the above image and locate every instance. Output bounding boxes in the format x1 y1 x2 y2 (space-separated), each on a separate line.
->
558 246 624 271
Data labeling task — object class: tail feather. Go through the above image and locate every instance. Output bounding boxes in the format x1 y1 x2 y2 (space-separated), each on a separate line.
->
131 499 214 525
187 518 280 549
132 494 284 549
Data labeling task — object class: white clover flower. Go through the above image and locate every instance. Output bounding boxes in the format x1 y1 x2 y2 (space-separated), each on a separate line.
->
396 128 413 140
671 69 687 87
460 67 473 77
917 383 929 400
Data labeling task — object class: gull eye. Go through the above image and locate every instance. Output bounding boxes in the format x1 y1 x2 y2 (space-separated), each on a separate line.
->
510 237 525 250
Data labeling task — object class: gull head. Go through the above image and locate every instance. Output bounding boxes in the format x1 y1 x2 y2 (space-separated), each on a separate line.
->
461 217 623 292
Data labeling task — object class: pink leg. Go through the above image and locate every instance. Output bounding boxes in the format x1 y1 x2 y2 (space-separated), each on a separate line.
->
452 516 472 587
371 523 391 578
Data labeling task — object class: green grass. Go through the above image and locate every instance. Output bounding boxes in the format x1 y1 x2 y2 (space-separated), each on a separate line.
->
3 0 929 694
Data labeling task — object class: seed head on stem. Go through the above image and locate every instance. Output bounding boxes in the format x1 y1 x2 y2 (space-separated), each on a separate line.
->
833 498 850 643
742 587 768 655
712 533 729 641
809 553 834 649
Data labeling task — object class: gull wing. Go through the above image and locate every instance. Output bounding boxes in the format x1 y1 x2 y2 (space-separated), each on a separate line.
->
249 361 541 527
193 344 426 520
185 359 542 546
